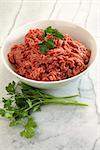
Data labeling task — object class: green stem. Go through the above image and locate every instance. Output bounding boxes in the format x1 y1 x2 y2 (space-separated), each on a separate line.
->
25 101 43 112
51 94 80 99
41 93 80 99
44 99 88 106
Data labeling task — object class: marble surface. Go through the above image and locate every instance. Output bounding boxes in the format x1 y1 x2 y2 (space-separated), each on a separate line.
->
0 0 100 150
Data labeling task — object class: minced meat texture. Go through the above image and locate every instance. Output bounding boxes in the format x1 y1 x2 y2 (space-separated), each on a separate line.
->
8 28 91 81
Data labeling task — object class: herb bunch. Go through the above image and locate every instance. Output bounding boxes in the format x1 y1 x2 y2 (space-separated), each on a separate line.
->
0 81 88 139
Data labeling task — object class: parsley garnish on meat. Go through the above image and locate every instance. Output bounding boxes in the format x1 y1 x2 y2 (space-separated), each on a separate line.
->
39 39 54 54
43 26 64 39
0 81 88 139
39 26 64 54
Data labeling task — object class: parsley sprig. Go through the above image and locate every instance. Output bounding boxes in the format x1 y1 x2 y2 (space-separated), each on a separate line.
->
39 26 64 54
0 81 88 139
42 26 64 39
39 39 54 54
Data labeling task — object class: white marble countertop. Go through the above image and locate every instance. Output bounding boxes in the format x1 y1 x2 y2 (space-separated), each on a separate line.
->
0 0 100 150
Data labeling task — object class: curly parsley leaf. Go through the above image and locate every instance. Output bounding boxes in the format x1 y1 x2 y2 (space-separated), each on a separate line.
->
39 26 64 54
39 39 54 54
4 110 15 119
55 31 64 39
46 39 54 49
2 98 13 109
44 26 55 35
20 116 37 139
9 120 21 127
43 26 64 39
42 32 46 38
6 81 16 95
39 44 49 54
0 108 5 117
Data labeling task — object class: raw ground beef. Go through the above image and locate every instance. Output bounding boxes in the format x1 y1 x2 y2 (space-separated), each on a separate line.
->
8 28 91 81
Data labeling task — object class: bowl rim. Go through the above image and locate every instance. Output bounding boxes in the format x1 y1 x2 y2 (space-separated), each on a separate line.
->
1 19 97 85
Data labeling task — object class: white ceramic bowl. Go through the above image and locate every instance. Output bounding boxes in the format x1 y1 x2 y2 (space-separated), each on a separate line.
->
1 20 97 89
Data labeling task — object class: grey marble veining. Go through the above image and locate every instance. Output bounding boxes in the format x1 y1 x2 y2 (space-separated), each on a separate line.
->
0 64 99 150
7 0 24 36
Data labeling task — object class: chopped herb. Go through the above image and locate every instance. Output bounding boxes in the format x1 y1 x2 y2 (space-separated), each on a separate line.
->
42 32 46 38
46 39 54 49
39 26 64 54
44 26 55 35
39 44 49 54
44 26 64 39
55 31 64 39
0 81 88 139
39 39 54 54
